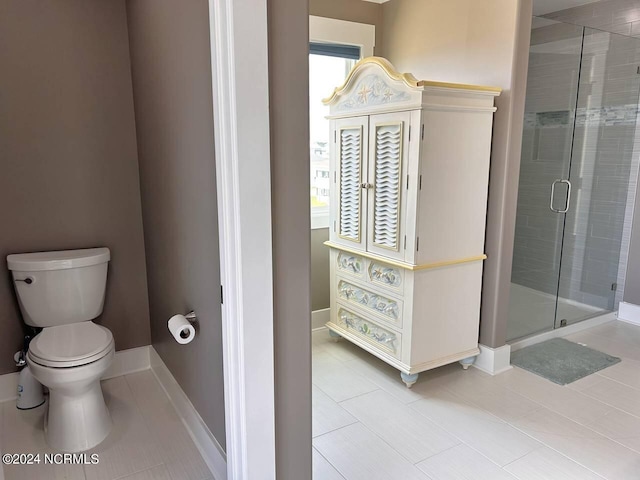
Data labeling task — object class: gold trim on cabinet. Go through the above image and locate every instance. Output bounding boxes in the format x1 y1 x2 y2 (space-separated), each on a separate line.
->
322 57 501 105
411 255 488 271
325 241 486 271
417 81 502 93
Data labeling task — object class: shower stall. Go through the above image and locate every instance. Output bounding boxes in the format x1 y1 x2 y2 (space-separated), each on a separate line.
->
508 18 640 341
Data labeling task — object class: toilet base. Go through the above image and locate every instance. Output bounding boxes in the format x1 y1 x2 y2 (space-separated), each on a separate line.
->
27 348 115 453
45 380 112 452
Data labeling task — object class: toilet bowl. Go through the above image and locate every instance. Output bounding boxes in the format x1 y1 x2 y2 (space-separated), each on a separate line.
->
7 248 114 452
27 322 115 452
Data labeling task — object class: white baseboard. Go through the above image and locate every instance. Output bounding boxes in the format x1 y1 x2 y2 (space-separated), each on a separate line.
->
473 344 512 376
312 308 330 330
618 302 640 326
103 345 151 380
0 345 153 403
509 312 616 352
150 347 227 480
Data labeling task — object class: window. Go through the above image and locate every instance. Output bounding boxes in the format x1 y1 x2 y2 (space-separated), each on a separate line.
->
309 52 356 228
309 17 375 229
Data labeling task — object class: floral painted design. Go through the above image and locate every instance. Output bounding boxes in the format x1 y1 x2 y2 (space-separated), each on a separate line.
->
337 252 364 276
337 308 398 354
338 280 399 320
336 74 411 111
369 262 402 288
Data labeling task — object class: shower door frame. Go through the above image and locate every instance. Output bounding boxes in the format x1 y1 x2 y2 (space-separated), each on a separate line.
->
550 24 584 330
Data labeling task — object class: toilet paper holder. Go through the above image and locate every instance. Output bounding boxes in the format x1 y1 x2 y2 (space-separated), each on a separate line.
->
168 311 198 345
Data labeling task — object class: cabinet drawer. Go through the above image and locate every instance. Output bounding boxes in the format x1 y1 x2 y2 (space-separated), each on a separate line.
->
335 305 402 359
366 259 404 293
337 278 403 329
336 251 366 279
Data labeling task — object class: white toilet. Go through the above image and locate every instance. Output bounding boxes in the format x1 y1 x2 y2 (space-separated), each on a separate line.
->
7 248 115 453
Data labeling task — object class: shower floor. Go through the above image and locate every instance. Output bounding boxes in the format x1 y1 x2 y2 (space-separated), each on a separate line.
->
507 283 601 341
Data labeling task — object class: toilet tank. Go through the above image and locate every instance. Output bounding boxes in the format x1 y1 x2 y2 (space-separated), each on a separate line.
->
7 248 111 328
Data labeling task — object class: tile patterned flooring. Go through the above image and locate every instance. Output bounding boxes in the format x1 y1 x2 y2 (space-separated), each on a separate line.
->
1 370 213 480
4 320 640 480
313 320 640 480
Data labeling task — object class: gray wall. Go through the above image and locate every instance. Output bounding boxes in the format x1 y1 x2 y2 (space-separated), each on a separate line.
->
311 229 330 311
310 0 383 56
309 0 383 312
269 0 313 477
0 0 150 375
382 0 533 348
126 0 226 450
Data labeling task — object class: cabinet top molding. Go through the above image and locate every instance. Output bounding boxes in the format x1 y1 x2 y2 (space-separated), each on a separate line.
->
322 57 501 115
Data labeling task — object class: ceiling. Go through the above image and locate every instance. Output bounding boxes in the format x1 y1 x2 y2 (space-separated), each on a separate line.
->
364 0 599 15
532 0 601 16
361 0 602 16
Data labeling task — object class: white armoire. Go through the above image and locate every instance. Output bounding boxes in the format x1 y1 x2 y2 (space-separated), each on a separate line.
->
324 57 500 387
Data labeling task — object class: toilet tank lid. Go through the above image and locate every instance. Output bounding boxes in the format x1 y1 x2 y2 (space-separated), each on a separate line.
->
7 248 110 271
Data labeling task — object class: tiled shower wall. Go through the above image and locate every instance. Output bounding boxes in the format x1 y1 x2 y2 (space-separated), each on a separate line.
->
543 0 640 38
512 23 582 297
512 20 640 312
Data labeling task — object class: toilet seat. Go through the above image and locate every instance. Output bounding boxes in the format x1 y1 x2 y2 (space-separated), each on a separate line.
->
28 321 114 368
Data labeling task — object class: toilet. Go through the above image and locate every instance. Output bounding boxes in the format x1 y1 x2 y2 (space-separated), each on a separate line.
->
7 248 115 453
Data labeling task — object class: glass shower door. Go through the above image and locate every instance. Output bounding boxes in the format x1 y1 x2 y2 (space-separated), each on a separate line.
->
507 19 584 341
555 28 640 328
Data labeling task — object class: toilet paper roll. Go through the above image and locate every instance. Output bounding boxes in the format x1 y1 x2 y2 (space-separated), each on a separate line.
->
168 314 196 345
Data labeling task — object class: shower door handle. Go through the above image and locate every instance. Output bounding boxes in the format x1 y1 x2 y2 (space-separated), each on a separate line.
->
550 179 572 213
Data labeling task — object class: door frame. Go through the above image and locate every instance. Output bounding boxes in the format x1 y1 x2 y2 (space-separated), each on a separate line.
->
208 0 276 478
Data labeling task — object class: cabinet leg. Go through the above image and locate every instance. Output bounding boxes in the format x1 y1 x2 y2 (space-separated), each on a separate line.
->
459 356 477 370
401 372 419 389
328 330 342 343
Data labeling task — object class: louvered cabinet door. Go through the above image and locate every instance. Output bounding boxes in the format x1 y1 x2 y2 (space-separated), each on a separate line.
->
331 116 369 250
366 112 411 261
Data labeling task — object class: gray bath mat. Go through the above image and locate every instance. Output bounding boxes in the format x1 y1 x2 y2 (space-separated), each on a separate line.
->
511 338 620 385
